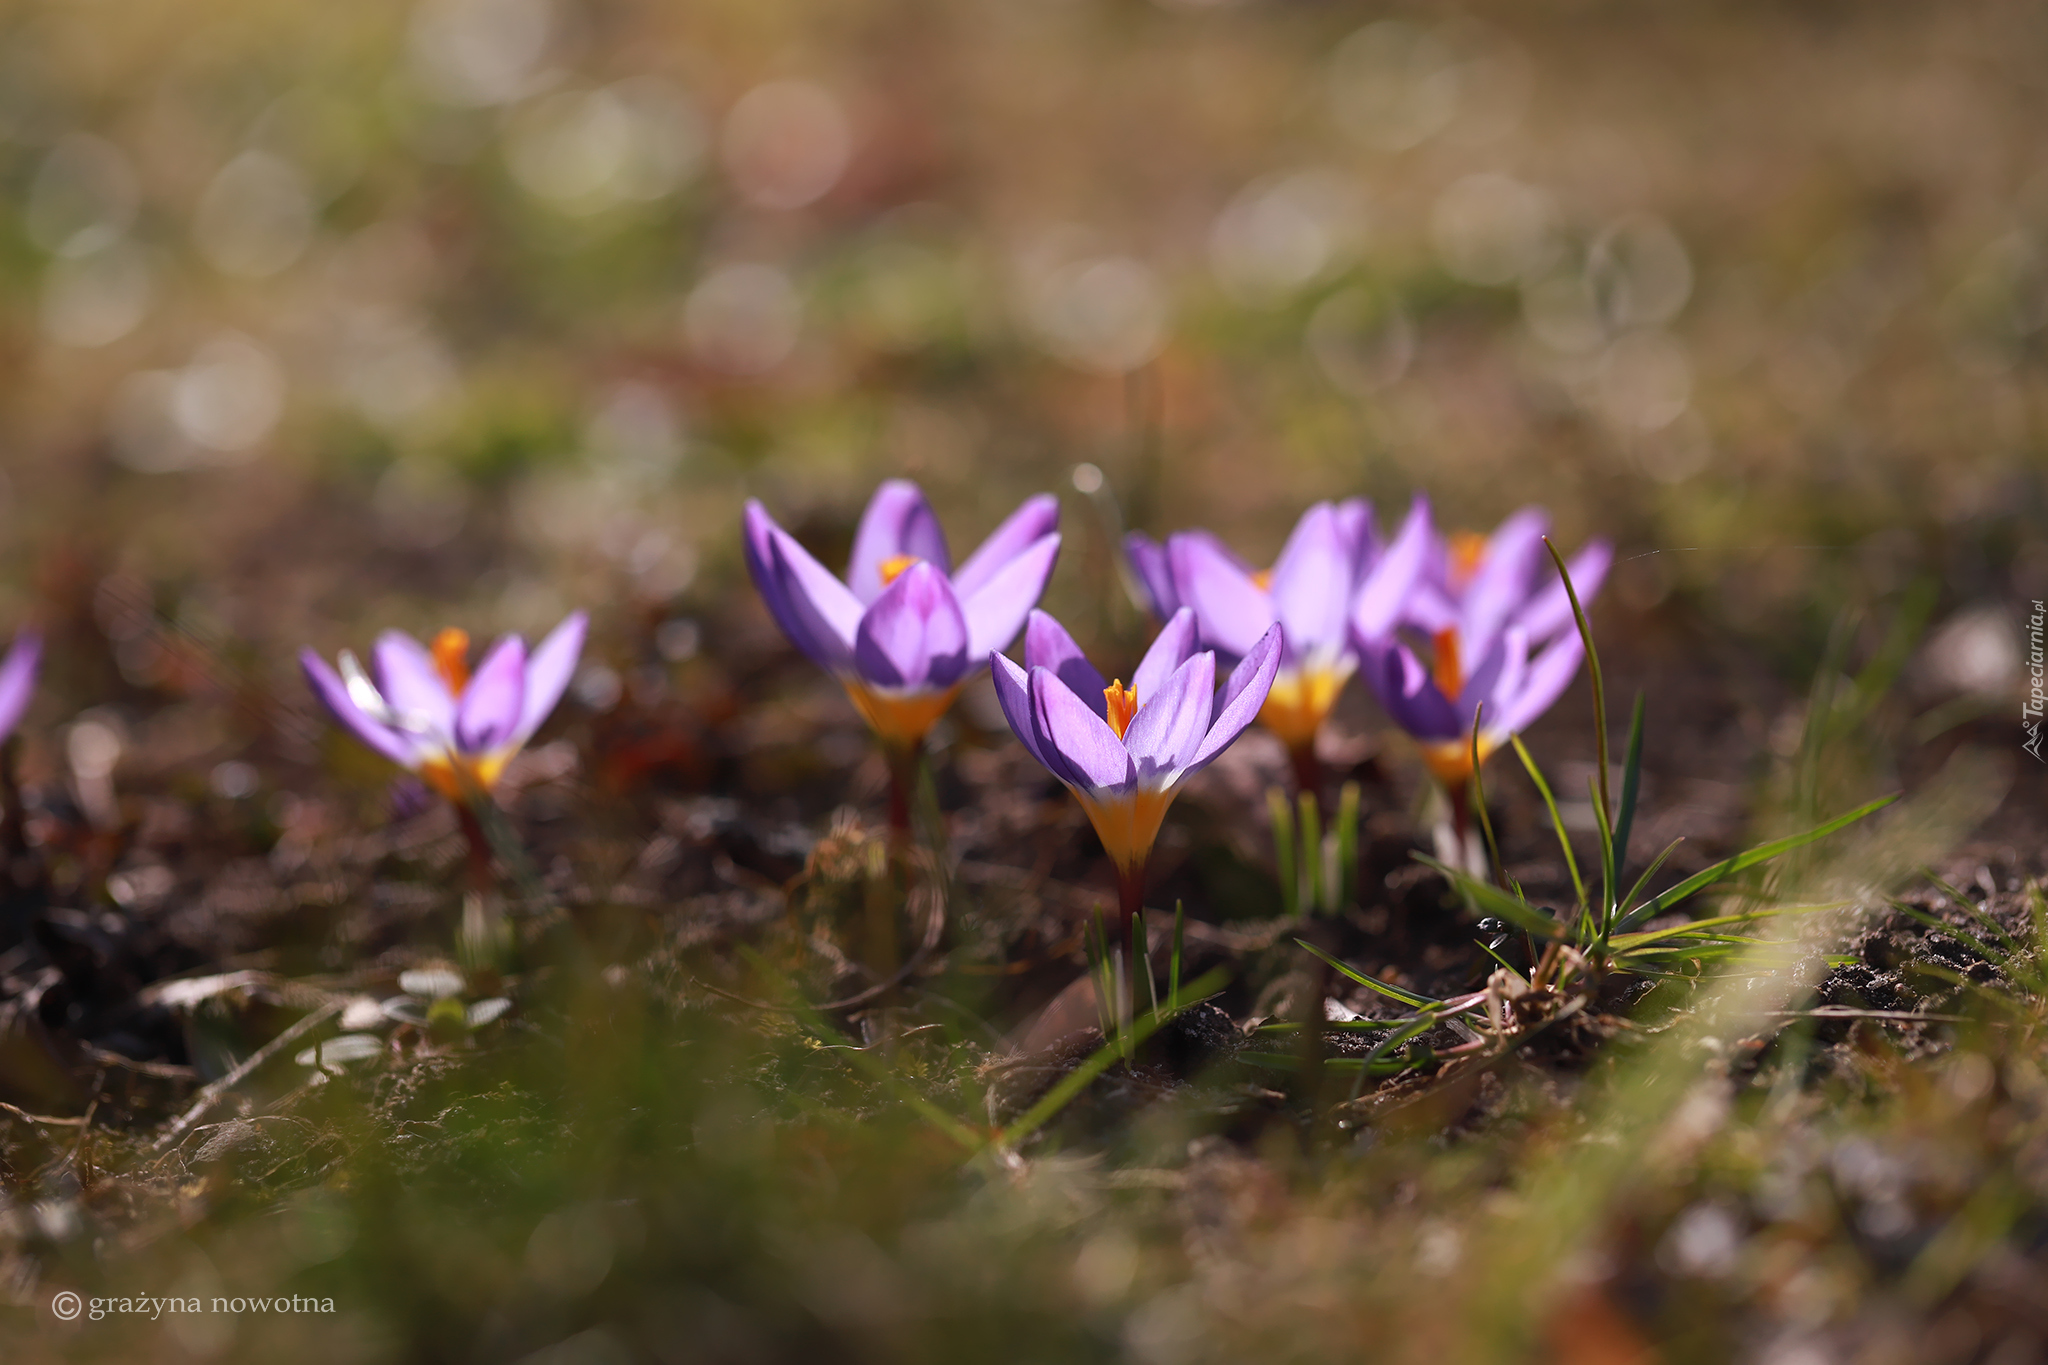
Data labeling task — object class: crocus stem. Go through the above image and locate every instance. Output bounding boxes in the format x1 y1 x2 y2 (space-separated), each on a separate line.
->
883 741 920 844
863 839 899 1013
1287 742 1324 812
1448 779 1471 855
1115 861 1147 950
454 801 496 894
0 738 24 862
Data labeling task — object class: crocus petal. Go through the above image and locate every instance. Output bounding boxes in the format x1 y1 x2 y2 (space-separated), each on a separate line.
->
373 631 457 739
456 636 527 753
1123 650 1215 785
1514 539 1615 644
742 501 805 649
1491 629 1586 738
1460 507 1550 654
1481 627 1530 734
1268 503 1354 665
962 532 1061 660
766 522 865 673
302 650 420 767
1333 498 1377 582
1361 640 1461 741
0 631 39 742
952 493 1059 599
991 651 1057 772
1030 664 1135 797
847 480 952 605
852 561 970 692
1123 532 1179 619
512 611 587 746
1132 607 1200 702
1023 609 1108 717
1169 532 1274 660
1452 633 1511 737
1183 622 1283 774
1352 494 1434 643
1403 583 1459 633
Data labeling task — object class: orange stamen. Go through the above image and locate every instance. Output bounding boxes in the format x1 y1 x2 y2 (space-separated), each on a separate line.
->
1250 568 1274 592
431 628 471 695
1448 532 1488 590
1432 628 1463 700
878 554 921 587
1103 680 1139 740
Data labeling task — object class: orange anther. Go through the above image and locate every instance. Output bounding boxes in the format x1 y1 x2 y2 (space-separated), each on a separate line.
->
1250 568 1274 592
1103 679 1139 740
1432 628 1463 700
1448 531 1488 590
878 554 921 587
431 628 471 695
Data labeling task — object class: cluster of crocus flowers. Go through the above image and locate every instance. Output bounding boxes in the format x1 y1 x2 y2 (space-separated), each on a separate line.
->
991 608 1281 937
742 479 1061 829
300 612 588 805
1127 497 1431 793
1359 506 1612 795
0 631 42 748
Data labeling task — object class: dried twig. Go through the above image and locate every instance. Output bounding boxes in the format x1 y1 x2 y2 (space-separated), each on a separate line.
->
0 1101 86 1128
150 999 342 1155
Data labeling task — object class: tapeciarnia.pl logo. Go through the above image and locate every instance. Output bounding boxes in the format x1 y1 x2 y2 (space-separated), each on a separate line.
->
2025 599 2045 762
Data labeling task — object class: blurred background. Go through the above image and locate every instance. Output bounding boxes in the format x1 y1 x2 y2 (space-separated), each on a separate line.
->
6 4 2048 1361
2 0 2043 727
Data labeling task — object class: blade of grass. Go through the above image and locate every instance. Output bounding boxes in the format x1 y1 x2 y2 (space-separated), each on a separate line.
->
1335 781 1361 913
1889 901 2020 978
1617 837 1689 927
1294 937 1440 1007
1612 692 1646 904
1510 735 1586 912
1543 536 1609 831
1630 792 1900 922
1269 787 1298 918
1921 869 2025 957
996 967 1230 1149
1299 790 1324 916
1469 704 1509 890
1416 855 1563 939
1589 773 1617 941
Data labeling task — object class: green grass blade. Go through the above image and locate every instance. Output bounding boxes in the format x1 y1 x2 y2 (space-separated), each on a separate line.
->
1510 734 1586 911
1269 786 1298 918
1469 704 1508 889
1299 790 1325 915
1613 692 1646 894
996 967 1229 1149
1888 900 2018 976
1335 781 1361 912
1416 855 1563 939
1633 792 1900 921
1590 773 1617 939
1921 869 2025 957
1543 536 1609 831
1294 937 1440 1007
1617 838 1689 928
1609 905 1842 950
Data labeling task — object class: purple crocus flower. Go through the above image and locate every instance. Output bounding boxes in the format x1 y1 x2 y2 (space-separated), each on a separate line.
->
0 631 42 744
1124 496 1431 754
992 608 1282 924
743 480 1060 748
1357 505 1612 789
301 614 588 802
